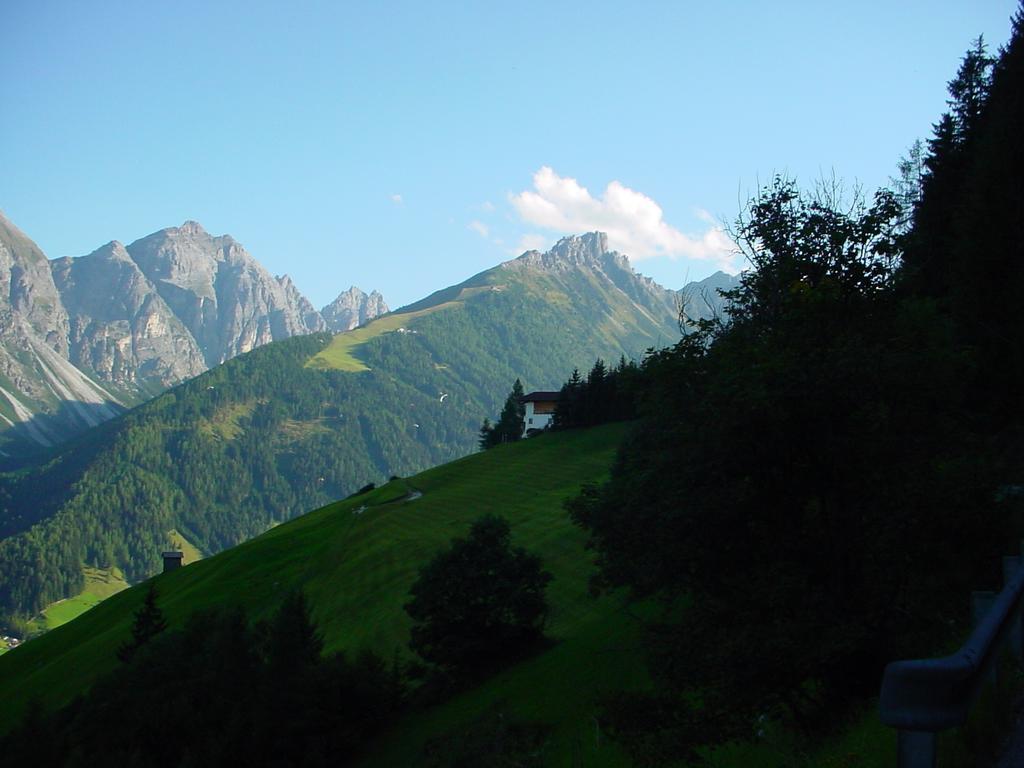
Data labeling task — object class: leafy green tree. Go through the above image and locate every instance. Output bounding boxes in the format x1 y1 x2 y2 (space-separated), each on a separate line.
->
404 515 552 677
117 581 167 663
568 176 1002 757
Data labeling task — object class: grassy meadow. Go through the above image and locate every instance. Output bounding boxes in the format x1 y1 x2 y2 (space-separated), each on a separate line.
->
25 566 129 635
0 424 644 764
306 297 475 372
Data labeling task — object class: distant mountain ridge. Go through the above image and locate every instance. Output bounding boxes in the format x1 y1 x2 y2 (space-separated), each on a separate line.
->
0 212 389 454
0 230 735 623
321 286 389 332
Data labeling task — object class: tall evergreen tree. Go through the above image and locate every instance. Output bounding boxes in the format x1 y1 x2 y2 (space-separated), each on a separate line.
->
116 581 167 663
263 589 323 673
494 379 526 443
900 35 994 302
947 36 995 143
478 418 495 450
945 5 1024 411
553 368 583 428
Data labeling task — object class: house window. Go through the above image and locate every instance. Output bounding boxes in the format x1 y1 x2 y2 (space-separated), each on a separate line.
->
528 418 533 424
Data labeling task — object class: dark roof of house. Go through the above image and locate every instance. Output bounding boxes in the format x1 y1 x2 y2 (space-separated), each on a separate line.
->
520 390 561 403
162 551 184 559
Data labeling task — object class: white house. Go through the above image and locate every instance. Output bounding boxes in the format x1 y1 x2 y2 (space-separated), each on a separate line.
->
520 391 561 437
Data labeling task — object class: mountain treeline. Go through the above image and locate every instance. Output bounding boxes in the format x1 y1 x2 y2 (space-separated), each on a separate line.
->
479 358 643 448
564 12 1024 761
552 357 640 429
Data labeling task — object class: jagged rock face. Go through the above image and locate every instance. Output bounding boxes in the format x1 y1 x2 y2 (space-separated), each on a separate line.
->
278 274 328 334
0 212 123 451
505 231 737 331
51 242 207 388
0 212 69 355
321 286 389 332
513 232 611 272
507 232 681 322
126 221 326 366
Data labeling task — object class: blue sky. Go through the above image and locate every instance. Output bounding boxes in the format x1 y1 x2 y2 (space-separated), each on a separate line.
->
1 1 1018 309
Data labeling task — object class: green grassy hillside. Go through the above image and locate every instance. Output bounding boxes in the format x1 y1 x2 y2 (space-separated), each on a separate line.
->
0 424 643 765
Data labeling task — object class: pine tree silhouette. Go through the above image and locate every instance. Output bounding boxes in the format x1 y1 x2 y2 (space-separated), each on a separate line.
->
117 581 167 663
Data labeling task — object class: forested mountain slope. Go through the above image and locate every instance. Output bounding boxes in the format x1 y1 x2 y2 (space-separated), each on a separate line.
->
0 232 733 624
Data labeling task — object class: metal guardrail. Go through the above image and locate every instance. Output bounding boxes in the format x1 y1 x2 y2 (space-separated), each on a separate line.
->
879 553 1024 768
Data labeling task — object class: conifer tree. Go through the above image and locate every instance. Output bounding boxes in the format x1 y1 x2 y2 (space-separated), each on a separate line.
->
117 581 167 663
478 417 495 450
947 36 995 143
494 378 526 443
553 368 583 428
263 589 322 673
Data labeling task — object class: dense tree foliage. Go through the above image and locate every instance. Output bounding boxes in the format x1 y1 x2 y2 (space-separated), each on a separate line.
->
902 16 1024 417
565 15 1024 761
405 516 552 678
566 15 1024 755
1 592 402 767
552 356 640 429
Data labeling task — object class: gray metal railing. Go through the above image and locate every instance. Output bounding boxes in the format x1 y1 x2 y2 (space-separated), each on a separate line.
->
879 551 1024 768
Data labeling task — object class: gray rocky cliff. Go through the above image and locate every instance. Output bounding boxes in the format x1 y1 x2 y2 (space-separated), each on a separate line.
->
125 221 326 366
0 212 123 451
278 274 329 333
0 211 69 355
507 232 681 321
321 286 389 332
51 241 207 388
506 231 737 329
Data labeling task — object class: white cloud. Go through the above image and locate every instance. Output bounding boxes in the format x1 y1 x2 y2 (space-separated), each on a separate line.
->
479 201 496 213
513 233 549 254
390 193 403 204
468 220 489 238
510 167 737 271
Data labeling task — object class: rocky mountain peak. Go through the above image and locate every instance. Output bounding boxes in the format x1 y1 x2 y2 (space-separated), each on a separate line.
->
512 232 617 272
548 232 610 263
321 286 390 332
85 240 132 262
177 220 207 237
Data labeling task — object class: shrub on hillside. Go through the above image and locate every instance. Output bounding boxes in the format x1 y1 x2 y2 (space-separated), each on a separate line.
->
405 515 552 678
